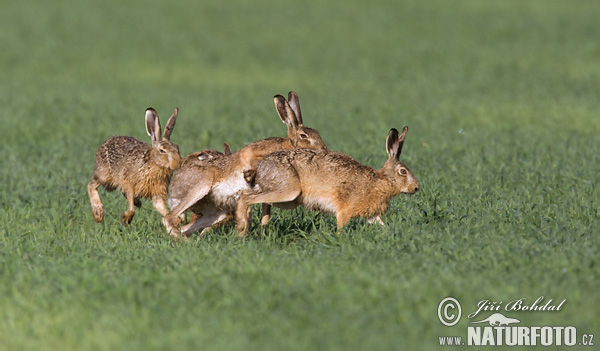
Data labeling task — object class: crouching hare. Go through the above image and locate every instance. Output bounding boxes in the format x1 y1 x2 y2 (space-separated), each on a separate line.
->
164 92 326 238
87 108 182 225
235 127 419 235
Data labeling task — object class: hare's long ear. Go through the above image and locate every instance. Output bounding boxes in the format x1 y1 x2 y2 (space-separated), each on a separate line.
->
223 142 232 156
274 94 299 138
163 107 179 140
386 126 408 161
145 108 161 145
287 91 303 126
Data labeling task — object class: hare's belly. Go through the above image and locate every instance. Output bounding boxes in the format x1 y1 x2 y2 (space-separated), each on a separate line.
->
299 195 338 214
211 172 249 208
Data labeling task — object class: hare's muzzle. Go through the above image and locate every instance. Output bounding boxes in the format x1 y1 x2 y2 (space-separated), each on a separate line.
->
163 150 182 170
401 180 419 195
170 155 183 170
404 185 419 195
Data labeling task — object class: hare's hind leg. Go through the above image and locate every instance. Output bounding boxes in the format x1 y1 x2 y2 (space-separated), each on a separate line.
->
181 209 232 236
121 186 136 225
236 187 301 236
163 178 213 236
87 178 104 223
122 192 142 208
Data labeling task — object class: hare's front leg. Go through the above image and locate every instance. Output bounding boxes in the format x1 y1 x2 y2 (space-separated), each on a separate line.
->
152 196 169 217
260 203 271 232
87 178 104 223
121 187 136 225
335 210 353 233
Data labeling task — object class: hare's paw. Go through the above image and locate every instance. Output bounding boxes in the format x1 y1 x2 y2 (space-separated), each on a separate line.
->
91 204 104 223
121 210 135 226
162 218 187 242
199 227 214 237
164 213 181 229
367 216 385 226
162 216 181 237
235 222 249 237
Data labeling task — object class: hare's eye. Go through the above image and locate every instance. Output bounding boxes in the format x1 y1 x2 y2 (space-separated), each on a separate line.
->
299 133 308 139
159 148 167 154
399 168 407 175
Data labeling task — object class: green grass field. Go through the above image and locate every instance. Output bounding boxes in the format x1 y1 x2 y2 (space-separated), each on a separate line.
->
1 0 598 350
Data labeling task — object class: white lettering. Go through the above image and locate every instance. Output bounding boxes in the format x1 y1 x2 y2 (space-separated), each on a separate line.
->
444 304 454 321
505 327 518 346
481 327 495 345
467 325 576 347
518 327 530 346
504 296 566 312
468 326 481 346
506 298 525 311
565 326 576 346
530 296 545 310
553 327 564 345
468 299 502 318
530 327 540 345
540 326 553 346
494 327 504 346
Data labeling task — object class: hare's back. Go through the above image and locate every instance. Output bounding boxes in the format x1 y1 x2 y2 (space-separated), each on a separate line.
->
294 150 373 178
258 149 369 175
181 150 225 168
96 136 149 168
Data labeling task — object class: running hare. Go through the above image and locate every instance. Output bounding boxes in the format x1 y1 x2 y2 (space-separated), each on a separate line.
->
87 108 182 225
164 92 326 237
235 127 419 235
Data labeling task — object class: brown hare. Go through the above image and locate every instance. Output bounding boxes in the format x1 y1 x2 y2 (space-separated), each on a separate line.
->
235 127 419 235
87 108 182 225
164 92 326 238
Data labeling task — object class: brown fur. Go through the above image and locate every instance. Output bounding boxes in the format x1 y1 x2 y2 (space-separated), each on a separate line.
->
164 92 327 237
235 127 419 235
180 142 231 168
87 108 182 226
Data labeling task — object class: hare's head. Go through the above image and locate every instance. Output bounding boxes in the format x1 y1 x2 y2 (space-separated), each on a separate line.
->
275 92 327 151
145 108 183 170
383 127 419 194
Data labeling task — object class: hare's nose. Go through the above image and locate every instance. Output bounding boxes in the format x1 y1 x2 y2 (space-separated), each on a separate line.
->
414 186 419 192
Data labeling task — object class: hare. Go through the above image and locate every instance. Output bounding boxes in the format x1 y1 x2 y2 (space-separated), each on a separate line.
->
164 92 326 237
87 107 182 225
235 127 419 235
